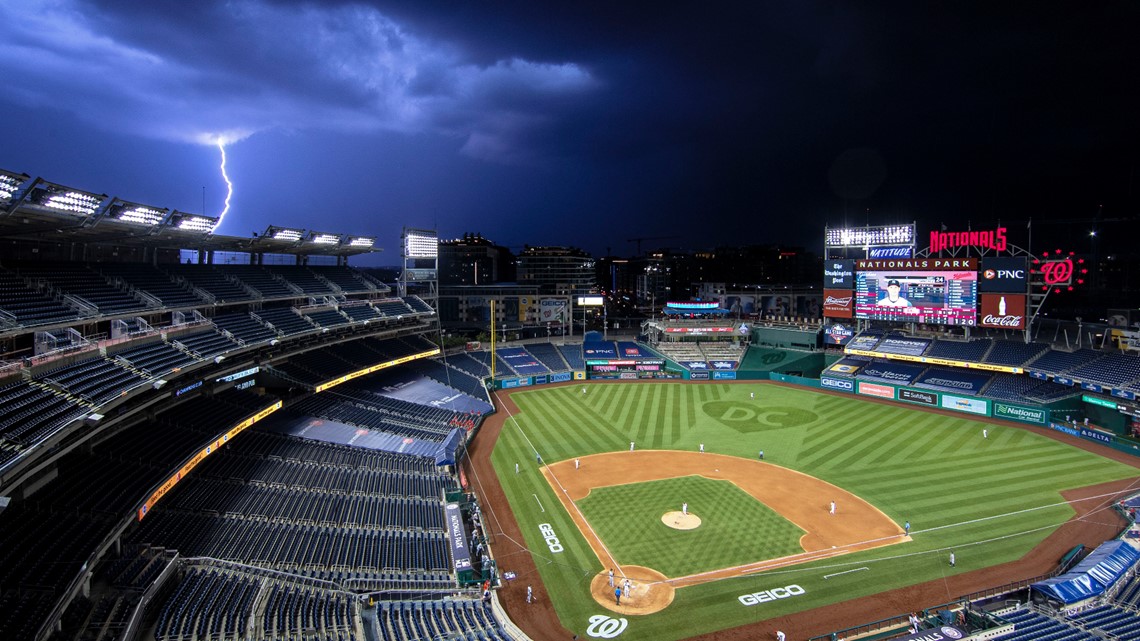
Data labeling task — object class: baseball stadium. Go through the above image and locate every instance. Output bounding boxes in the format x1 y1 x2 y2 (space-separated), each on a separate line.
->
1 172 1139 641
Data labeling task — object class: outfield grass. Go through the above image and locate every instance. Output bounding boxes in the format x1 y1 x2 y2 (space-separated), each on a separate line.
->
577 475 805 577
489 382 1139 641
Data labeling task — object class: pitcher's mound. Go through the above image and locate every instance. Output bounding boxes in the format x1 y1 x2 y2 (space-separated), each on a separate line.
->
662 511 701 530
590 565 674 615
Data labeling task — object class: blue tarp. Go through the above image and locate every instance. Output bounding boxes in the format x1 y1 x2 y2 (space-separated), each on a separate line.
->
1031 540 1140 604
436 428 465 466
913 367 993 396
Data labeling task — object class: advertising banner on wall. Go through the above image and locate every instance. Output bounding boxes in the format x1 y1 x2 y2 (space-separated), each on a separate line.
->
993 402 1047 425
824 259 855 289
823 290 854 318
539 298 567 323
940 393 990 415
978 294 1026 330
824 323 855 346
858 381 896 400
898 388 938 407
820 376 855 393
980 256 1028 293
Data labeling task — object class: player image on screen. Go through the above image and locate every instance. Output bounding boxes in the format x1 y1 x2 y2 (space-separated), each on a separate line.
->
855 269 977 326
875 279 911 308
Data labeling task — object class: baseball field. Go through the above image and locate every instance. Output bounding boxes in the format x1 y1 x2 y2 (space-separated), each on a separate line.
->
473 381 1140 641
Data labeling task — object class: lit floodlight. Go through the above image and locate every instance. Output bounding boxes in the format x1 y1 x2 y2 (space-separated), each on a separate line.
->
0 170 29 203
168 210 219 233
309 232 341 245
346 236 375 248
266 225 304 242
106 199 168 226
825 223 915 248
403 228 438 258
29 182 106 216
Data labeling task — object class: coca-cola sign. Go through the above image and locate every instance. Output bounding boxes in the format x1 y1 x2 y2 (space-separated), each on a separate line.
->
978 293 1026 329
823 288 853 318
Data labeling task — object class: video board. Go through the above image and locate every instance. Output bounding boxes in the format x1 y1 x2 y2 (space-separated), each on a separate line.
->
854 260 977 326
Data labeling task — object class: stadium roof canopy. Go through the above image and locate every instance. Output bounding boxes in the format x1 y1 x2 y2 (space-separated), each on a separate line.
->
0 169 378 257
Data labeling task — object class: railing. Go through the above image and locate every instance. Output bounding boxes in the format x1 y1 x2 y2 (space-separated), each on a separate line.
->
61 293 99 318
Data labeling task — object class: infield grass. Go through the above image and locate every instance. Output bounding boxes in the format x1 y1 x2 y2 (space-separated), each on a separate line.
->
489 381 1139 641
577 475 805 577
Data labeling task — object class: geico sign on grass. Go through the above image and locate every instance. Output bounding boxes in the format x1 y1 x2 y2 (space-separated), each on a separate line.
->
738 584 805 606
539 523 564 553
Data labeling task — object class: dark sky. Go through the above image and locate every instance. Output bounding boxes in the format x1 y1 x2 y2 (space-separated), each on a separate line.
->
1 1 1136 264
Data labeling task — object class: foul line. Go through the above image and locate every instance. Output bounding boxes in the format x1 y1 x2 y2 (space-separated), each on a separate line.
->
824 567 868 580
495 388 625 576
533 494 545 513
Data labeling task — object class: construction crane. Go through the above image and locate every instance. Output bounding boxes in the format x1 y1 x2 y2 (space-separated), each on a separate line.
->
626 235 681 255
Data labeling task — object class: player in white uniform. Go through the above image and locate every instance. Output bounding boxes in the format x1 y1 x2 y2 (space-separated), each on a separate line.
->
682 502 688 516
876 279 911 308
829 501 836 515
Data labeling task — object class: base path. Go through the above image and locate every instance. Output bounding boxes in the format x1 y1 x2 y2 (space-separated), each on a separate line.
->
544 450 904 597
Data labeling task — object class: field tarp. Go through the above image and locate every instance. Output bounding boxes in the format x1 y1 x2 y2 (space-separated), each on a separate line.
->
1031 540 1140 604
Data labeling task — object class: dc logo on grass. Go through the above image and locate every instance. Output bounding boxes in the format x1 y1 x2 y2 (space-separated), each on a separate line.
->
586 615 628 638
704 402 819 433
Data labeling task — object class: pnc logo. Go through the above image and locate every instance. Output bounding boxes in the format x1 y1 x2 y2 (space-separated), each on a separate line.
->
983 269 1025 280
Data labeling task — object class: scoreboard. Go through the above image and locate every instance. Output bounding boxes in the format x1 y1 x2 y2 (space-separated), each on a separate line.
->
854 260 978 326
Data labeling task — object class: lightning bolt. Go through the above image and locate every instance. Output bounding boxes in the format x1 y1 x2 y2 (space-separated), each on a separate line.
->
216 141 234 229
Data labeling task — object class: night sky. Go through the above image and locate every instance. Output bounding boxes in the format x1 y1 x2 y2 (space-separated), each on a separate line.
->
1 1 1136 264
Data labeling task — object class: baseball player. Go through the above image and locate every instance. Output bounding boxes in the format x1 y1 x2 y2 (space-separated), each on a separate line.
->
699 443 704 453
515 462 519 474
622 578 631 597
608 568 614 587
575 458 580 469
630 441 635 452
983 428 988 439
904 520 910 536
829 501 836 515
682 502 688 516
949 551 956 567
527 585 533 603
615 587 622 605
776 631 786 641
750 392 755 399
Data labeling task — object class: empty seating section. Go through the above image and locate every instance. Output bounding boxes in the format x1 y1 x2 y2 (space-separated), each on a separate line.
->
100 263 205 308
991 608 1096 641
404 359 488 401
260 576 361 640
306 309 351 327
130 425 455 580
38 355 148 404
1027 348 1106 376
154 567 260 641
1070 604 1140 639
984 339 1050 366
1116 571 1140 608
654 343 707 367
312 266 376 294
0 268 79 326
256 307 315 335
855 360 926 386
1067 352 1140 388
526 342 570 371
112 340 197 375
403 296 434 313
339 383 469 426
497 347 549 375
341 303 382 322
925 338 993 361
173 328 241 357
168 265 253 303
451 352 491 378
375 299 414 317
218 265 296 298
288 395 452 442
212 312 277 344
0 381 87 467
264 265 335 295
375 599 509 641
18 263 146 314
557 344 585 369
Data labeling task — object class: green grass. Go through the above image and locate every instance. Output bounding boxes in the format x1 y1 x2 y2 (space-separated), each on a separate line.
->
490 382 1139 641
577 476 805 577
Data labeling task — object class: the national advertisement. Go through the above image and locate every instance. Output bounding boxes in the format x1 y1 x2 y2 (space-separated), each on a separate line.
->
993 402 1046 425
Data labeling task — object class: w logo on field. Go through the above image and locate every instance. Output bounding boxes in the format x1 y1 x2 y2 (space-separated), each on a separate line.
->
586 614 628 638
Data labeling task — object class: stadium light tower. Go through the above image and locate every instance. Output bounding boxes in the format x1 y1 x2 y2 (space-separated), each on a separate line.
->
400 227 438 312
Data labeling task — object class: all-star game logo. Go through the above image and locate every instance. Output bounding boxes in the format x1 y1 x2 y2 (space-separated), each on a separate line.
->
826 323 854 345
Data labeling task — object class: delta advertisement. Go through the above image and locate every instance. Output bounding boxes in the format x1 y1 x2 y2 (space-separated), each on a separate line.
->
138 400 282 520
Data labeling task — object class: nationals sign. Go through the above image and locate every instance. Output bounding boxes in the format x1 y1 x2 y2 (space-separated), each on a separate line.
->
929 227 1007 254
978 293 1026 329
823 289 854 318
